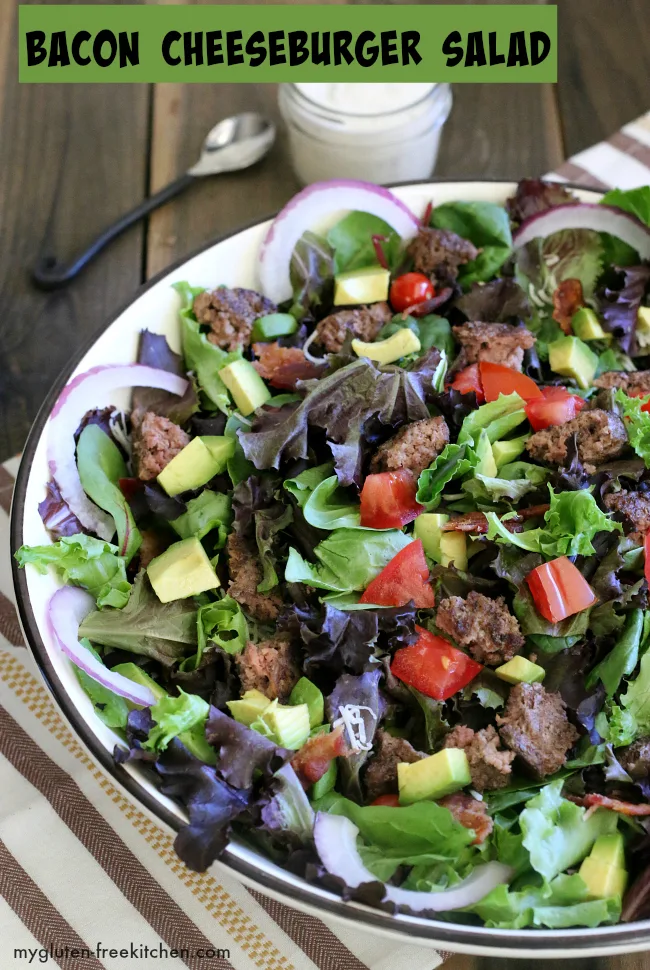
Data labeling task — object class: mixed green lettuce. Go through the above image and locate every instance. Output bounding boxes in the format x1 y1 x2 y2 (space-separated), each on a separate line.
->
487 485 621 558
286 529 411 593
15 533 131 609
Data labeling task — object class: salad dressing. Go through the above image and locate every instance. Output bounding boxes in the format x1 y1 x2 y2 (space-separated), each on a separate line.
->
278 82 452 185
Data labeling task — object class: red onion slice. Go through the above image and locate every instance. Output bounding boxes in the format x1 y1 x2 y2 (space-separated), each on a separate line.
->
259 180 419 304
513 203 650 259
314 812 513 912
48 585 156 707
47 364 188 539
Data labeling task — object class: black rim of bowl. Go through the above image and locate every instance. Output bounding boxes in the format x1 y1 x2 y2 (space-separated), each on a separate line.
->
10 178 650 954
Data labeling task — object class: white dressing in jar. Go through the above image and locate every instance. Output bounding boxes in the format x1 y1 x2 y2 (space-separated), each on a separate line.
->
279 82 452 186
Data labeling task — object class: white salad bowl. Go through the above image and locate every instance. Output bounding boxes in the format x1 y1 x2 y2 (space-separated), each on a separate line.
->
11 179 650 958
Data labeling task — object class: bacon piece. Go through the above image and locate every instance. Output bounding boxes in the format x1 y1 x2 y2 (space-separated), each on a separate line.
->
252 342 323 391
569 793 650 818
291 724 350 786
438 792 493 844
552 278 584 334
441 504 550 535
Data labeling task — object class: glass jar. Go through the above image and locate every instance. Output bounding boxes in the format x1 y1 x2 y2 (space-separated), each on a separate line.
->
278 82 452 186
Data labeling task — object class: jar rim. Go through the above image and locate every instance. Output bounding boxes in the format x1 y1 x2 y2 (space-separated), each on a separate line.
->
285 82 443 120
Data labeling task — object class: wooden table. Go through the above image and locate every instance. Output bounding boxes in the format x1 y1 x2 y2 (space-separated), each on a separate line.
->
2 0 650 965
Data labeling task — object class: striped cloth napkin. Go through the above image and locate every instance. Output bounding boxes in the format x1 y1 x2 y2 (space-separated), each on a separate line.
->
2 109 650 970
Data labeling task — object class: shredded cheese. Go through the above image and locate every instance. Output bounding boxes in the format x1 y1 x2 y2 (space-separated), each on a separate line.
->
332 704 377 752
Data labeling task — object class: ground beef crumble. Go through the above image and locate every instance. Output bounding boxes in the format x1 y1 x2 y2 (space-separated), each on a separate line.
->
618 737 650 781
315 302 393 354
604 489 650 540
452 322 536 372
436 591 525 666
526 408 628 473
364 729 423 801
235 637 300 702
407 227 479 283
226 532 282 622
497 682 579 778
370 416 450 477
594 370 650 397
138 528 170 570
193 286 276 351
444 724 515 791
131 411 190 481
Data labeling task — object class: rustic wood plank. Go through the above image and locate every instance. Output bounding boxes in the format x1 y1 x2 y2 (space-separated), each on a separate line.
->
436 81 563 180
349 0 564 180
555 0 650 158
146 82 298 278
146 0 346 279
0 0 150 460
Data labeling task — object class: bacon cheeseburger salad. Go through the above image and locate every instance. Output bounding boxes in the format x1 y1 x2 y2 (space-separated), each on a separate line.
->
17 178 650 929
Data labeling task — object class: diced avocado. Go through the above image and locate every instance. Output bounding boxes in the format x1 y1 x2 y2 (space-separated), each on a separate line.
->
147 537 219 603
157 436 225 497
227 689 271 726
414 512 449 561
251 312 298 342
495 656 546 685
113 663 215 763
439 531 468 571
289 677 324 730
578 833 627 900
493 434 528 469
590 833 626 869
352 328 421 365
548 335 598 390
398 748 471 805
112 663 167 703
637 307 650 349
334 266 390 306
219 358 272 416
571 307 610 342
200 435 235 468
311 759 337 800
475 429 497 477
579 857 627 900
254 702 311 750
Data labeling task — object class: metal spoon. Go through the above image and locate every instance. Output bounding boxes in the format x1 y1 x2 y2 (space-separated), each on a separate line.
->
32 112 276 289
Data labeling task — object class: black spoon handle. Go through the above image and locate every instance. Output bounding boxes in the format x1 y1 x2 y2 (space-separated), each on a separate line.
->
32 172 196 290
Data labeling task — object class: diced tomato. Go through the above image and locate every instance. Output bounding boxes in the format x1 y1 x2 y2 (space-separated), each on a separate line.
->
252 342 322 390
389 272 435 313
360 540 435 609
479 362 543 403
450 364 485 404
291 724 349 785
629 390 650 413
526 556 598 623
360 469 423 530
391 625 483 700
525 386 586 431
371 794 401 807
